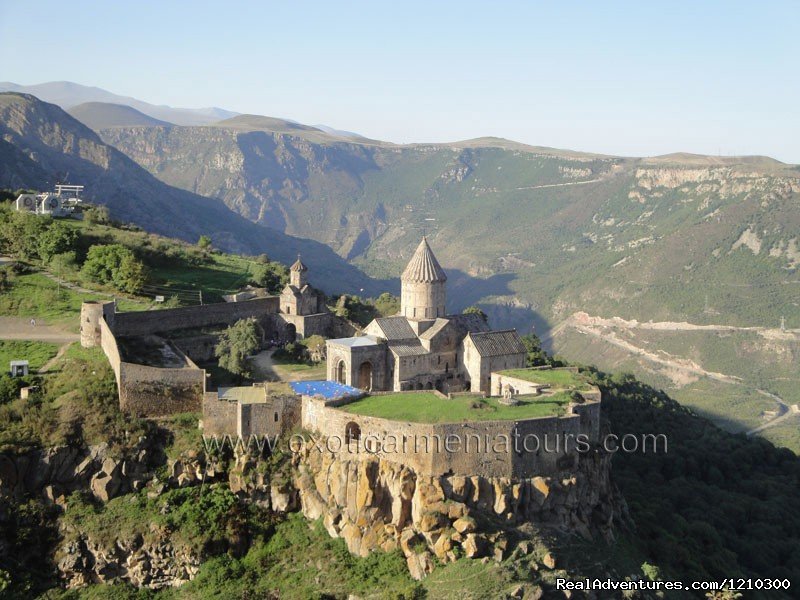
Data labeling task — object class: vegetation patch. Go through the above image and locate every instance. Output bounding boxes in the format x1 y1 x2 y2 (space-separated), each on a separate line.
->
496 368 589 390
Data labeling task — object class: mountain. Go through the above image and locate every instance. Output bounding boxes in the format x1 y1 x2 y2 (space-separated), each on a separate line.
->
67 102 173 130
94 115 800 448
0 93 380 295
0 81 237 125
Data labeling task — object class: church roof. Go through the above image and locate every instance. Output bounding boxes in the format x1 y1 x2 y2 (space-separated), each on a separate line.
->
290 255 308 272
388 339 429 357
401 237 447 283
466 330 527 357
372 316 417 340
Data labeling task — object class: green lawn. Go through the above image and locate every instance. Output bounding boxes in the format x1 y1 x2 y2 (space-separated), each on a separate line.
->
149 253 255 303
0 340 60 372
496 368 589 390
342 392 570 423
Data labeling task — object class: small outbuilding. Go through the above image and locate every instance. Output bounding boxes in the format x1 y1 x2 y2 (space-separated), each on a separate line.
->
9 360 29 377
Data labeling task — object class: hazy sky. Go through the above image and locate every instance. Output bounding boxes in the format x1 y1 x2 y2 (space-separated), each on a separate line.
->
2 1 798 162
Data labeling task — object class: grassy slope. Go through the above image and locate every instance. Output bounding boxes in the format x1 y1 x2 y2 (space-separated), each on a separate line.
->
342 392 569 422
0 340 60 372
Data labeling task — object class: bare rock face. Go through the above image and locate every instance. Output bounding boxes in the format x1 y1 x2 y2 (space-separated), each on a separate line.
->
292 440 626 579
0 441 159 503
57 534 201 589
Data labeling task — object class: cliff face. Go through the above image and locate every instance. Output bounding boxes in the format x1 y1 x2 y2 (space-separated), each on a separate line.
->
292 438 626 579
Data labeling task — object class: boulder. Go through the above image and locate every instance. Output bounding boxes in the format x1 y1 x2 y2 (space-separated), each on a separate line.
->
463 533 488 558
90 471 121 503
452 516 476 534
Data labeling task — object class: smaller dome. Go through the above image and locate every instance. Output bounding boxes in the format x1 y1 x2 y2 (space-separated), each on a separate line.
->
290 255 308 272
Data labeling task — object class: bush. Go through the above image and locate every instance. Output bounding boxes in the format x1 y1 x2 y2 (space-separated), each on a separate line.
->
81 244 147 293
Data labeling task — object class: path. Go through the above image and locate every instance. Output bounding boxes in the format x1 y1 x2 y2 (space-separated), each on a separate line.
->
250 348 280 382
548 311 795 435
514 177 604 191
38 342 74 374
0 317 80 344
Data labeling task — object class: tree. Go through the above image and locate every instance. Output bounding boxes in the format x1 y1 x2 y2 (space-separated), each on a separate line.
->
37 221 78 262
462 305 488 323
83 205 110 225
520 333 552 367
198 235 212 251
250 261 289 294
81 244 148 293
301 334 327 362
0 211 48 260
114 253 147 293
215 318 261 377
374 292 400 316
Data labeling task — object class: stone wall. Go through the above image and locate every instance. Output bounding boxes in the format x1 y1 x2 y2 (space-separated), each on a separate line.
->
118 361 205 417
173 334 218 363
202 392 238 436
112 297 280 336
301 392 602 479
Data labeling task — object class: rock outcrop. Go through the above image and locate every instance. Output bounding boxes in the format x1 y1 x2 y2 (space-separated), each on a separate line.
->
292 439 626 579
57 533 201 589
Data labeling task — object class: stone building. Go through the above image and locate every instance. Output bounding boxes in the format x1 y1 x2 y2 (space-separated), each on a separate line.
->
326 238 527 393
278 256 336 339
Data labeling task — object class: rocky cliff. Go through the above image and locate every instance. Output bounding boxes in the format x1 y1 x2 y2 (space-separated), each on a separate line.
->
292 437 627 580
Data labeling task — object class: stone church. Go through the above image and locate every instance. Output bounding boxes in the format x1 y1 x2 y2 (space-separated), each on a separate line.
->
326 238 527 394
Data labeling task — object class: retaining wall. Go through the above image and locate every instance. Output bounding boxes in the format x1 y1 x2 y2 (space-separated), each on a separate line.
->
301 392 602 478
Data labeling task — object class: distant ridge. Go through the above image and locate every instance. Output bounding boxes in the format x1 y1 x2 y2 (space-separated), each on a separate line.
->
67 102 173 130
0 81 238 126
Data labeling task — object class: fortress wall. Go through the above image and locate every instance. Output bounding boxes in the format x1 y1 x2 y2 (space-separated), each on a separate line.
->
112 297 280 336
301 396 601 478
98 317 121 383
202 392 238 436
572 400 601 442
173 334 218 363
118 361 205 417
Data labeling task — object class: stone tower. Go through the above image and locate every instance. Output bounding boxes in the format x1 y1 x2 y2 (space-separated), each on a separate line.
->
401 237 447 324
290 255 308 288
80 301 115 348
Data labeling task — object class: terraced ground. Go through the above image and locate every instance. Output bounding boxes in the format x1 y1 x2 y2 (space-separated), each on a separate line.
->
342 391 570 422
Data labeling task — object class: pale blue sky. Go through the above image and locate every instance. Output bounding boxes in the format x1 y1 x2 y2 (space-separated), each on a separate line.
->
2 1 798 162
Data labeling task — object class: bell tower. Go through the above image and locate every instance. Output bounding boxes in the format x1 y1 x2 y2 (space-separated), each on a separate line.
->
400 237 447 323
290 255 308 288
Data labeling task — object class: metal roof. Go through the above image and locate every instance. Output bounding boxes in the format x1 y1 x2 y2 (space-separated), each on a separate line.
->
466 330 527 357
328 335 383 348
401 237 447 283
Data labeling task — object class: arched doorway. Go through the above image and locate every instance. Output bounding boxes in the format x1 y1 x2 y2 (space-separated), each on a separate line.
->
424 381 433 390
336 360 346 384
345 421 361 444
285 323 296 343
358 361 372 391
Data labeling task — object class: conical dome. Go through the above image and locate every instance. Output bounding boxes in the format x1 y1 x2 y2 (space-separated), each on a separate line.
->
290 255 308 272
401 237 447 283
